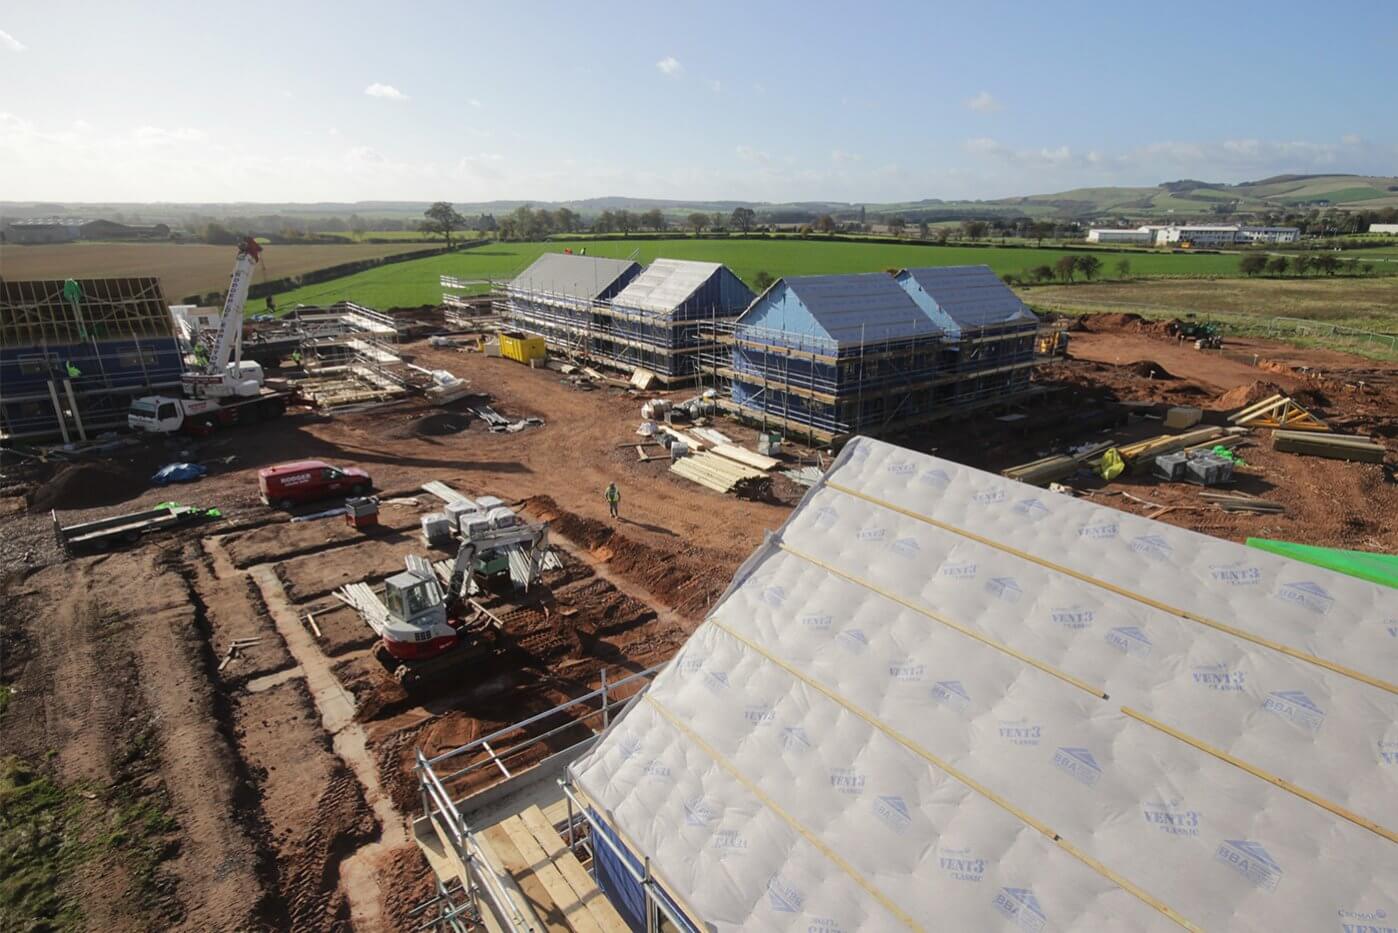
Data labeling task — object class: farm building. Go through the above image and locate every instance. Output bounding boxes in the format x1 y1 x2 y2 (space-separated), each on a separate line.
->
0 277 185 441
410 437 1398 930
709 266 1040 442
501 253 753 382
2 218 82 244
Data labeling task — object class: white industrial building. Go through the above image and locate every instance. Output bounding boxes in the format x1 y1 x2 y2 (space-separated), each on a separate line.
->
1370 223 1398 235
1084 227 1158 245
1086 224 1300 247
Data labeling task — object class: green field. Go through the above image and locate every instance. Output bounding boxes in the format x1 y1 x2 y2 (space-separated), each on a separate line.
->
1023 277 1398 361
248 238 1248 313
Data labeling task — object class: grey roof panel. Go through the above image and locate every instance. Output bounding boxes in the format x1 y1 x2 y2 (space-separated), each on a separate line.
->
507 252 640 301
898 265 1037 329
782 273 941 345
611 258 727 315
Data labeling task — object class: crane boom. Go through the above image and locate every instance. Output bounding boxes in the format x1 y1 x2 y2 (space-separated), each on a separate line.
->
209 237 262 376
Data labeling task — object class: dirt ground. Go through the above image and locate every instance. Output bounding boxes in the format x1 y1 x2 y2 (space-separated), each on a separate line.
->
2 314 1395 930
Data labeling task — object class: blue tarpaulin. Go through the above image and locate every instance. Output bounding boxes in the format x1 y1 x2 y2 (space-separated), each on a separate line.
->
588 808 696 933
152 463 207 485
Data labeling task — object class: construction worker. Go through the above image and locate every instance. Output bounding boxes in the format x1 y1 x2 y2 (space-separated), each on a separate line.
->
604 482 621 520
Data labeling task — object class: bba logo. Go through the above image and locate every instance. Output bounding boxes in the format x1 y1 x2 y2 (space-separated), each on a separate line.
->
1052 747 1103 787
1214 839 1282 892
993 888 1047 932
1274 580 1334 615
1106 626 1153 658
920 468 951 488
1261 690 1325 733
1130 534 1173 562
1012 498 1049 521
872 795 912 834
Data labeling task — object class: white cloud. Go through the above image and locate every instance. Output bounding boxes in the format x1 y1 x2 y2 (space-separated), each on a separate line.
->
708 79 721 93
0 29 25 52
965 91 1001 113
655 56 682 77
132 125 206 145
830 149 862 165
468 98 482 108
735 144 771 166
364 83 407 100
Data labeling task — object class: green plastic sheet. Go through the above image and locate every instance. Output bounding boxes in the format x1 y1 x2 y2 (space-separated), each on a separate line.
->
1246 537 1398 590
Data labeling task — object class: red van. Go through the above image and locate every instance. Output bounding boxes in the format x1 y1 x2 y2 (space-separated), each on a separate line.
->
258 460 372 509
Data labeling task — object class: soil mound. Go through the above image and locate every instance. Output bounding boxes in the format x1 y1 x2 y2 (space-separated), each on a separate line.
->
27 462 148 512
1126 360 1175 379
1216 380 1284 410
1088 312 1146 332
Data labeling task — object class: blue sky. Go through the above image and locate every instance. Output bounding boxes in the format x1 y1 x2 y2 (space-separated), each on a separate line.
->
2 0 1396 203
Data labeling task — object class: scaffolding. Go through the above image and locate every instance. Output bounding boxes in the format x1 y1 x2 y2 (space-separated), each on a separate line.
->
497 285 743 385
411 665 674 932
694 317 1048 445
289 302 409 406
1 277 184 442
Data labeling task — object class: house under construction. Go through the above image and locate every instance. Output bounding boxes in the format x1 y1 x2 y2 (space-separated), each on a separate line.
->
500 253 753 383
1 277 184 442
701 265 1043 443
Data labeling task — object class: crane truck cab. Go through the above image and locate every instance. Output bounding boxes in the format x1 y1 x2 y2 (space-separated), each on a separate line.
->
258 460 372 509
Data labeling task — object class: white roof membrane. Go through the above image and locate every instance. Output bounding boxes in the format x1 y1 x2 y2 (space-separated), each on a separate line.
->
572 437 1398 931
610 258 723 315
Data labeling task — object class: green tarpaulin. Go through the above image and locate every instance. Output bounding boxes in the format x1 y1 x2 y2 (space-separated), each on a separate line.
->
1246 537 1398 590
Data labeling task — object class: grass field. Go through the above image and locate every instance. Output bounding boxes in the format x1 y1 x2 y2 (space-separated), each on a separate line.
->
0 241 435 301
1022 277 1398 361
248 238 1250 312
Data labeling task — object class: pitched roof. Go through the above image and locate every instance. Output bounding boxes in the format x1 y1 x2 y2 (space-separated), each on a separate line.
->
507 252 639 301
761 273 941 346
610 258 748 316
571 436 1398 930
897 265 1037 330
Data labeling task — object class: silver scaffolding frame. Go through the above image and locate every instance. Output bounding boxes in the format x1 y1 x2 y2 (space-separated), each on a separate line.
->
412 665 680 931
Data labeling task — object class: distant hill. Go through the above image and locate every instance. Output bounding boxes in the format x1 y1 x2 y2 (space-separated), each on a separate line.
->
5 174 1396 227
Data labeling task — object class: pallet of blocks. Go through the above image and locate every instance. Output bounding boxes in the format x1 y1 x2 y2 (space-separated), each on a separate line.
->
1272 429 1385 463
671 451 771 498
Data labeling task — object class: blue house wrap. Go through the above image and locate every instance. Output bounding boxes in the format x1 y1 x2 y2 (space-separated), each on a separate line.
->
726 269 1040 439
895 265 1038 340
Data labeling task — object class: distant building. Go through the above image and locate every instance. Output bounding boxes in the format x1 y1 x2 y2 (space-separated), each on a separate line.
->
1232 225 1301 245
2 218 82 244
79 219 172 240
1085 227 1157 245
1369 223 1398 235
1086 224 1299 247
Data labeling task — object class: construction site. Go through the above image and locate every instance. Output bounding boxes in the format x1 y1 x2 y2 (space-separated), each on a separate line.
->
2 244 1397 932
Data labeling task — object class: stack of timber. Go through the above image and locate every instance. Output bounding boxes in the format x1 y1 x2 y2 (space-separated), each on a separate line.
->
710 443 781 472
1272 430 1385 463
1002 442 1113 486
475 805 629 933
671 451 771 498
1228 394 1328 431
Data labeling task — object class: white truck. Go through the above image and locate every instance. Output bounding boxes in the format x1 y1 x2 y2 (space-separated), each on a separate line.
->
128 238 290 436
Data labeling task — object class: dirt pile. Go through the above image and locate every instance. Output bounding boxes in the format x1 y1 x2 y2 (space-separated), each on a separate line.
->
27 461 149 512
1215 380 1286 410
1086 312 1146 331
1125 360 1175 380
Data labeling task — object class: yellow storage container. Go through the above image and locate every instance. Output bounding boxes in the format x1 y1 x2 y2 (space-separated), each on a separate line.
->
498 331 547 364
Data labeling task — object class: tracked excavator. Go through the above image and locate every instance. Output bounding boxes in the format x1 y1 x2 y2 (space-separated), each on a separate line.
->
335 499 555 687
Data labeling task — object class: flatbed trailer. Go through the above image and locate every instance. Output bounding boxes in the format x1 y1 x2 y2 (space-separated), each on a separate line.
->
53 503 219 556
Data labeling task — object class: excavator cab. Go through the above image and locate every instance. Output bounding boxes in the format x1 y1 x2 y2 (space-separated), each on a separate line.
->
382 571 446 630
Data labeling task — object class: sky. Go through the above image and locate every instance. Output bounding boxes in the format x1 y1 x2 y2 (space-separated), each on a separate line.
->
2 0 1396 205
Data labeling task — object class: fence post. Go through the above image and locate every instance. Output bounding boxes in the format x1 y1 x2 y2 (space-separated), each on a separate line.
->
601 668 610 729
